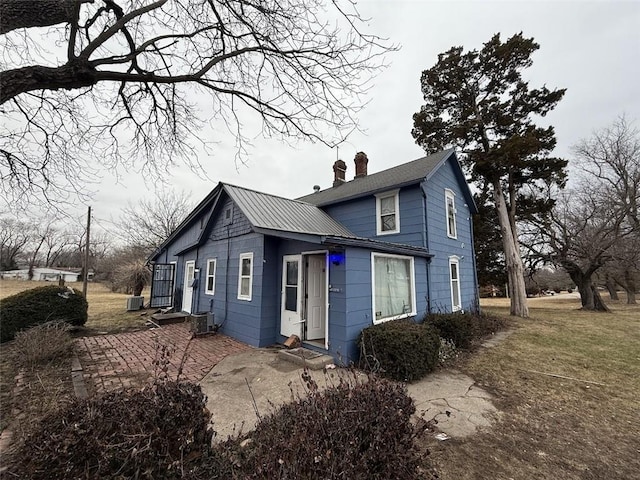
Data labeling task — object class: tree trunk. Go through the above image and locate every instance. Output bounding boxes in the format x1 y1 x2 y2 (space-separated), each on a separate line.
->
605 275 619 300
624 269 637 304
493 183 529 317
0 0 87 34
567 268 610 312
591 286 611 312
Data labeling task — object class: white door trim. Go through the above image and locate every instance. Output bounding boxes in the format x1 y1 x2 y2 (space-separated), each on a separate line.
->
182 260 195 313
280 254 302 338
305 253 327 343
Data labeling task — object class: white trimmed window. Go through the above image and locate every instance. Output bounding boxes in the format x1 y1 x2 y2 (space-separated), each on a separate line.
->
445 189 457 239
371 253 416 323
205 259 216 295
238 252 253 301
449 256 462 311
375 190 400 235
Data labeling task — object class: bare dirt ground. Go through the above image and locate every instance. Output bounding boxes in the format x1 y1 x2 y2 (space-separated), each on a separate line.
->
420 293 640 480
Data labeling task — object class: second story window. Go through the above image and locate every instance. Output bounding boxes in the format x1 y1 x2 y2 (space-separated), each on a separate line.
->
375 189 400 235
445 189 457 238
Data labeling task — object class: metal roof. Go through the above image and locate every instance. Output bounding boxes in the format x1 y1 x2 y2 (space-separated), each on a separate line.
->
297 149 455 206
223 184 356 237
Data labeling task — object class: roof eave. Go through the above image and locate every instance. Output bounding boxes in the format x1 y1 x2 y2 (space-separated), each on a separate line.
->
321 236 433 258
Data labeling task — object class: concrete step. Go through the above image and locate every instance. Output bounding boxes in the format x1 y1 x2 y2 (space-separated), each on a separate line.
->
150 312 190 325
277 347 334 370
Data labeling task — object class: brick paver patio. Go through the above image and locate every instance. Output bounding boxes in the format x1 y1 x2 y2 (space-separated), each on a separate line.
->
75 323 251 395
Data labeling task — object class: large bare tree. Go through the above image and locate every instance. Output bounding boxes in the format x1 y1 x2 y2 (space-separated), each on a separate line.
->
573 116 640 304
117 187 193 254
0 216 31 270
1 0 394 208
526 117 639 310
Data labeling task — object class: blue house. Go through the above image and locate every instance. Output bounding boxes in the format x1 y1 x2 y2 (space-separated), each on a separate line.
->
148 149 478 364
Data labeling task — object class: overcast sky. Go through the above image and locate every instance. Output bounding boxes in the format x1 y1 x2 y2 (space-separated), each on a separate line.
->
83 0 639 233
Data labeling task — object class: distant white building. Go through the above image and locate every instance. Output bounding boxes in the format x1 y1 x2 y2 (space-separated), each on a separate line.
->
1 268 82 282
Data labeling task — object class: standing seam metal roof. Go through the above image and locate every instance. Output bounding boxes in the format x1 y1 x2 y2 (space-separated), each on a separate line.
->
223 183 356 237
297 149 455 206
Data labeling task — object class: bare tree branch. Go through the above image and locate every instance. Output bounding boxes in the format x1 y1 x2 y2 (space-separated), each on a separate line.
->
1 0 396 208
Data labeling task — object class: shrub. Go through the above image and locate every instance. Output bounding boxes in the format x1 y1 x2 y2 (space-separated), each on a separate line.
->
227 372 427 479
12 321 75 368
109 259 151 295
425 312 474 349
8 382 225 480
470 311 508 338
0 285 88 343
359 319 440 382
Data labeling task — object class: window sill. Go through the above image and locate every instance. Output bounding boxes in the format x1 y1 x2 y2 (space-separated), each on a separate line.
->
373 312 416 325
376 229 400 236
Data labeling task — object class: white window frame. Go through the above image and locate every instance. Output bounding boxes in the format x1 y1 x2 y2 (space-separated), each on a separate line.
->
371 252 416 324
237 252 254 301
449 256 462 312
445 189 457 239
375 189 400 235
205 258 217 295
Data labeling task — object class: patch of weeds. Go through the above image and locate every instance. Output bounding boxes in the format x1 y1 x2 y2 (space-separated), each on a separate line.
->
11 321 75 369
438 338 459 366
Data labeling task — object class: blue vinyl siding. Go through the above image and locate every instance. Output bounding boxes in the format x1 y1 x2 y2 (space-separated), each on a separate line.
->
423 158 477 312
329 248 430 364
323 186 425 247
151 153 478 363
209 196 252 239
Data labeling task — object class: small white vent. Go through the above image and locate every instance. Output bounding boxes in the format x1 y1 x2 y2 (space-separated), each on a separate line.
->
127 296 144 311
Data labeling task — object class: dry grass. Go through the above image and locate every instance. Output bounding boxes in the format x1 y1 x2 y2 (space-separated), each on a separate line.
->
0 279 151 334
0 324 76 451
423 292 640 479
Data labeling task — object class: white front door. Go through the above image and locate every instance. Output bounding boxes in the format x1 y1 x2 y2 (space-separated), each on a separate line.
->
182 260 195 313
305 254 327 341
280 255 302 337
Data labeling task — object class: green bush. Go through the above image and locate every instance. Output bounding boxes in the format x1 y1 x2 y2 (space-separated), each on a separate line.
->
0 285 88 343
8 382 226 480
227 372 427 479
425 312 474 349
359 319 440 382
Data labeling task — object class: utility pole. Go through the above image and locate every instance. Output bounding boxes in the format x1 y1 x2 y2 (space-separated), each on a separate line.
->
82 206 91 297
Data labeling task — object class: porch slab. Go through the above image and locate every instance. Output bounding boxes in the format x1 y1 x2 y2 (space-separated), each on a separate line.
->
277 347 334 370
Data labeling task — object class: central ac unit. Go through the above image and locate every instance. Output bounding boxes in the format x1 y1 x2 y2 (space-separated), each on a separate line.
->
127 296 144 311
190 312 216 335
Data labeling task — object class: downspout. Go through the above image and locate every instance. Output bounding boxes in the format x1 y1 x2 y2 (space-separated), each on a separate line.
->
221 225 231 327
193 246 200 314
421 183 432 314
469 213 480 313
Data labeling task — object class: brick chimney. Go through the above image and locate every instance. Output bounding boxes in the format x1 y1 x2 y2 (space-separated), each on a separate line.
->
354 151 368 178
333 159 347 187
